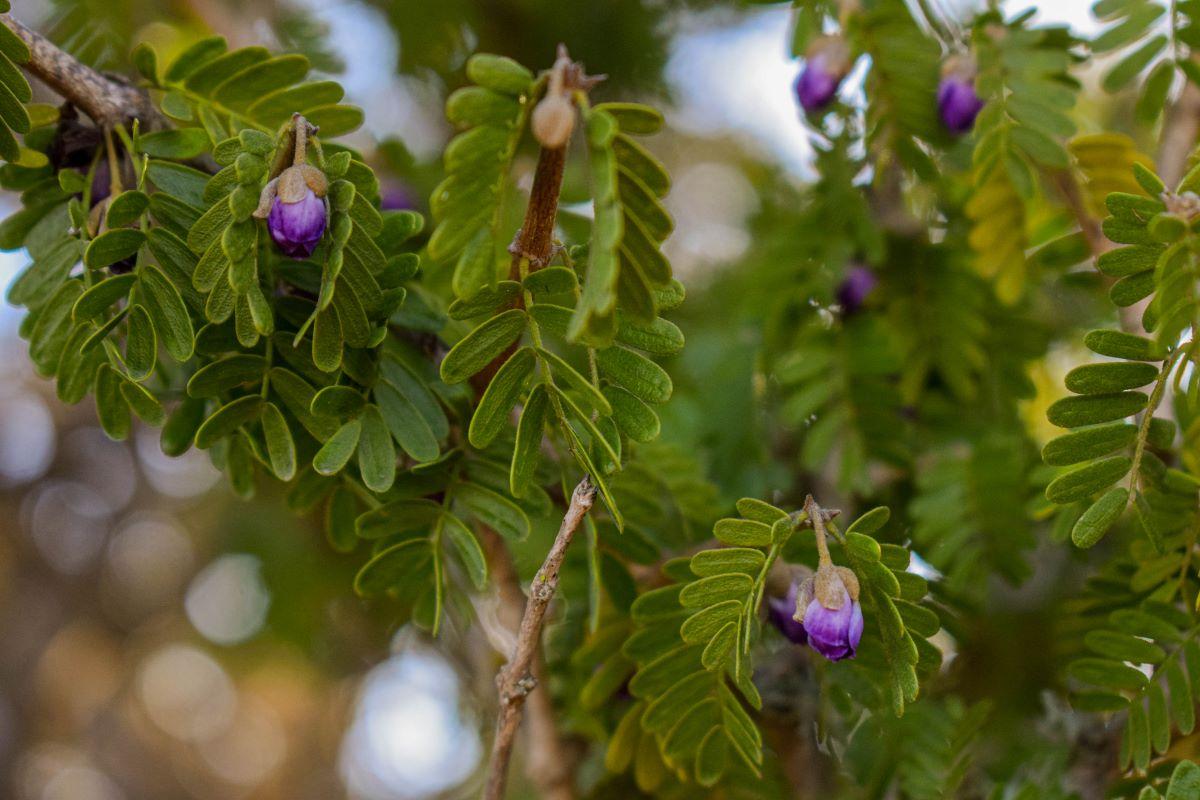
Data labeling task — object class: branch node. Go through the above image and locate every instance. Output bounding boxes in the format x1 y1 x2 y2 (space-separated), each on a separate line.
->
508 228 551 268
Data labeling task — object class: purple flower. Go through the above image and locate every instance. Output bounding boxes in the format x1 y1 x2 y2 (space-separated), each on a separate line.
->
802 569 863 661
803 594 863 661
796 57 842 113
836 264 877 314
380 181 418 211
268 188 327 259
89 158 112 207
938 56 985 134
768 581 808 645
796 36 851 114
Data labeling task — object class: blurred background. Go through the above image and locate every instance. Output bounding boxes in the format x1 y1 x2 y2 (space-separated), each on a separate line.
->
0 0 1114 798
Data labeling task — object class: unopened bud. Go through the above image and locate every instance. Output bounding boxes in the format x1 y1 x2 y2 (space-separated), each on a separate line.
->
797 35 852 113
938 54 985 134
803 564 863 661
532 94 576 149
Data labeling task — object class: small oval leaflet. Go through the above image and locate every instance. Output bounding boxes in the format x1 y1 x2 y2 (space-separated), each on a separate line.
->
439 308 528 384
713 518 772 547
1071 486 1129 548
186 354 267 397
464 53 533 96
1042 422 1137 466
354 538 432 596
468 347 535 449
195 395 265 449
678 574 754 608
313 419 362 475
1065 361 1158 394
1045 456 1133 504
84 229 145 269
1084 329 1164 361
1047 391 1148 428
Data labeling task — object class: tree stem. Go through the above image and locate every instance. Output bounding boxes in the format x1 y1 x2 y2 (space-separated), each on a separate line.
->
0 13 160 128
509 144 567 276
483 476 596 800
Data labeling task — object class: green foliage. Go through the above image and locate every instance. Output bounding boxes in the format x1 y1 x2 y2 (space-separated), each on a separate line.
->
0 27 692 640
145 35 363 137
821 506 942 716
970 9 1079 302
435 150 680 527
1070 133 1156 218
609 500 791 791
428 54 531 299
570 101 673 339
1092 0 1200 123
910 430 1037 591
772 313 908 493
855 0 944 166
1042 161 1200 551
844 697 990 799
16 1 1200 796
0 10 33 165
603 501 939 793
1068 601 1200 773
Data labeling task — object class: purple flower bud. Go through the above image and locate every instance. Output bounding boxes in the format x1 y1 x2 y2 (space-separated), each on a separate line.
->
268 188 327 259
796 56 841 113
938 56 985 134
380 181 418 211
90 158 112 207
836 264 877 314
768 581 808 645
796 36 851 114
802 571 863 661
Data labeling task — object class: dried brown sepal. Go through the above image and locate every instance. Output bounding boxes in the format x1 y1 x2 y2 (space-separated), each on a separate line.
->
813 564 849 611
252 177 279 219
793 576 815 623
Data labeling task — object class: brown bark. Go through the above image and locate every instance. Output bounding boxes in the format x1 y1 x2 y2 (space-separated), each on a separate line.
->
509 144 567 274
0 14 161 128
482 478 595 800
469 143 568 395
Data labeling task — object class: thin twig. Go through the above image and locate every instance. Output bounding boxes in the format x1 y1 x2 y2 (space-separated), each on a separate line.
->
476 527 575 799
483 476 596 800
0 13 161 128
508 144 568 274
1052 170 1109 260
1158 75 1200 189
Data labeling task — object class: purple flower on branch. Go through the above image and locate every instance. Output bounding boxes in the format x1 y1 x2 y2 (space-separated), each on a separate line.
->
800 568 864 661
267 188 327 259
796 36 851 114
253 114 330 259
938 55 985 134
768 580 808 645
836 264 878 315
